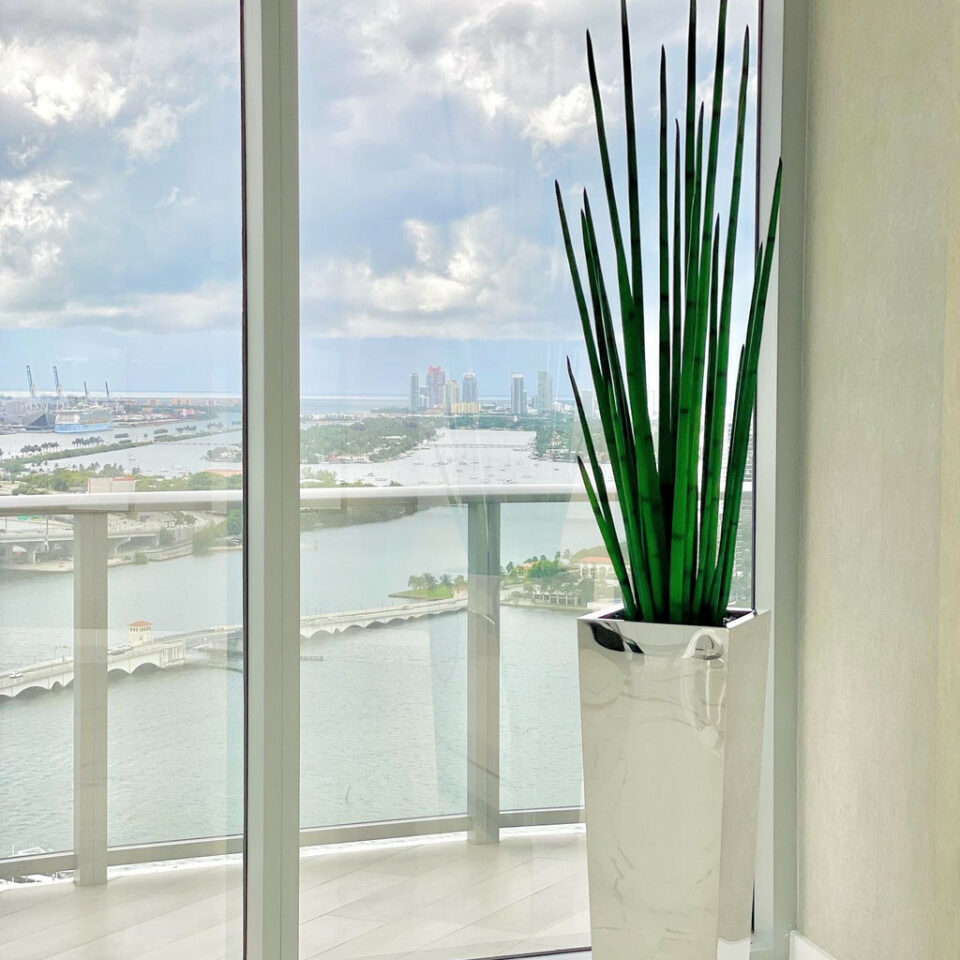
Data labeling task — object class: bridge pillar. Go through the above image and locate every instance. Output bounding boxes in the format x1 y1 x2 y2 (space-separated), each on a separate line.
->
73 513 108 886
467 499 500 844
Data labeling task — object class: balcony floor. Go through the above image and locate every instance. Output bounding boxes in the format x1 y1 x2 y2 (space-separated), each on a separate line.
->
0 827 590 960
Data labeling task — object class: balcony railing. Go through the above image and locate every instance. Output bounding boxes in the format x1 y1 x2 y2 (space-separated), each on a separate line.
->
0 484 596 884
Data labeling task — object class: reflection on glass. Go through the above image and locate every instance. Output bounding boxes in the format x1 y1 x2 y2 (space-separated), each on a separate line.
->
0 1 243 956
298 0 756 954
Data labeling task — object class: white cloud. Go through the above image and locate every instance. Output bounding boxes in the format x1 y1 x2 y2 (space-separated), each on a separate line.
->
0 39 126 125
308 0 742 152
302 206 565 339
0 280 240 332
0 175 69 270
524 83 592 149
118 102 180 161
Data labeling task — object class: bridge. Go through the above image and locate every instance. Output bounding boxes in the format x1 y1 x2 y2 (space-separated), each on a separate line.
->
0 515 174 565
0 597 466 700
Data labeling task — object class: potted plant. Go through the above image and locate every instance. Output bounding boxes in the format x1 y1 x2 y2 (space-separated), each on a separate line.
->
556 2 782 958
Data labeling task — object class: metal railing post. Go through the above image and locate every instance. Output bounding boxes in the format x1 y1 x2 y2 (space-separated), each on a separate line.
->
467 499 500 844
73 512 108 886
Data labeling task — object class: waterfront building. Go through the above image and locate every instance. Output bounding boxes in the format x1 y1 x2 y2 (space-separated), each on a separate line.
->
87 476 137 494
129 620 153 647
409 373 420 411
426 366 445 408
443 379 460 414
510 374 526 415
450 401 481 415
536 371 553 414
462 373 478 404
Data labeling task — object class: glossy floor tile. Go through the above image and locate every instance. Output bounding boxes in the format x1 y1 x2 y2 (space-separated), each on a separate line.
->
0 828 591 960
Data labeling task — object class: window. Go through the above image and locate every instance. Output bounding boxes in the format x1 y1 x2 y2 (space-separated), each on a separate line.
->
0 0 244 947
0 0 797 957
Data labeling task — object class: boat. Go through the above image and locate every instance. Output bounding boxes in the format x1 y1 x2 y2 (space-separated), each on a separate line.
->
55 405 112 434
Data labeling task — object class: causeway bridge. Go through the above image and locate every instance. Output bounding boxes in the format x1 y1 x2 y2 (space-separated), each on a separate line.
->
0 515 173 565
0 597 465 700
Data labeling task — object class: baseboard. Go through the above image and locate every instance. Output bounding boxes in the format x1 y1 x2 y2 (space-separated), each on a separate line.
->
790 932 841 960
717 938 750 960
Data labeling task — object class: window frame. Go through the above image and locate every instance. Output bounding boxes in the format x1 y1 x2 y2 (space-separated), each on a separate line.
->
752 0 807 956
239 0 808 956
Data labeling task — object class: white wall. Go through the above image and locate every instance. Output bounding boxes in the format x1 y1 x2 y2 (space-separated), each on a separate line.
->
798 2 960 958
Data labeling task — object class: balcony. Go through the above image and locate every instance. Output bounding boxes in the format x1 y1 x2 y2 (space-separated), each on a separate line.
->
0 485 598 960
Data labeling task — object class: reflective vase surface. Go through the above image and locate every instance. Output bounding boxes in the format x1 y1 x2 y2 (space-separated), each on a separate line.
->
577 606 770 960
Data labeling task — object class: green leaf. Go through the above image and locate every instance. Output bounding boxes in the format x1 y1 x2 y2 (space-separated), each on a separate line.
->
569 360 637 616
658 47 671 488
558 4 781 627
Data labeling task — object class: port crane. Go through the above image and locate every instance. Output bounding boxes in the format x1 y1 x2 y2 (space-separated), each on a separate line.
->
52 366 63 401
83 381 90 402
25 365 36 399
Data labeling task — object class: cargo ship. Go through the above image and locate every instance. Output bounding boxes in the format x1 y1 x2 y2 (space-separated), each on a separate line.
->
54 405 113 434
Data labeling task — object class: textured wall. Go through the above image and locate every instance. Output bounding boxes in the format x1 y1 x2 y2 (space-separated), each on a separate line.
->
798 1 960 958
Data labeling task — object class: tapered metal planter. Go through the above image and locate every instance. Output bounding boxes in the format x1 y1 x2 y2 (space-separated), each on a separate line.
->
578 605 770 960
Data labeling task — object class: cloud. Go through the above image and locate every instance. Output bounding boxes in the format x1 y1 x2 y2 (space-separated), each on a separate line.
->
0 175 70 299
6 133 45 168
302 206 566 340
118 102 180 161
0 1 242 335
154 185 193 209
307 0 748 152
0 279 240 332
524 83 593 149
0 39 126 125
0 0 757 354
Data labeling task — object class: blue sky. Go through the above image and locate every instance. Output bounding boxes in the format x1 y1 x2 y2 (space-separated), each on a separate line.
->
0 0 757 400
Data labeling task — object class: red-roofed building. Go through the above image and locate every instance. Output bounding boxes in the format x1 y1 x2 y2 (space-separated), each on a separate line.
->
129 620 152 646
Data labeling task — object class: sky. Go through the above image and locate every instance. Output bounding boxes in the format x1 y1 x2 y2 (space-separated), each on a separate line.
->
0 0 758 399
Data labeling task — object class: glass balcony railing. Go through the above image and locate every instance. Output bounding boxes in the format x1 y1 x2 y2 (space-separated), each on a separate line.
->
0 481 753 882
0 485 595 878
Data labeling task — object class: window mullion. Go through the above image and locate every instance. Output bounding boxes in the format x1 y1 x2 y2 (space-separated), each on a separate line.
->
242 0 301 957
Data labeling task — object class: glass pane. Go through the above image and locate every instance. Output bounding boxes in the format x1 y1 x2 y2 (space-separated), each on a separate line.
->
0 2 244 956
297 1 757 958
300 505 468 828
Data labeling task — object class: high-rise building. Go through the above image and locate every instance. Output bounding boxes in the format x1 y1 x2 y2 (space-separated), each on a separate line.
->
580 388 597 419
426 366 445 408
536 371 553 414
462 373 478 404
443 379 460 414
510 374 526 416
409 373 420 412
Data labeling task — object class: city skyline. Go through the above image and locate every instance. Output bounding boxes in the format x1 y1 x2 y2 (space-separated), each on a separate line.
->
408 364 565 413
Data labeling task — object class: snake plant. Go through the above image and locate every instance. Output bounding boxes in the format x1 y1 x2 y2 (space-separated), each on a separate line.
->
558 0 782 626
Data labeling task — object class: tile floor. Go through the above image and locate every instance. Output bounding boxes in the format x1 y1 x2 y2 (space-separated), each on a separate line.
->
0 827 591 960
